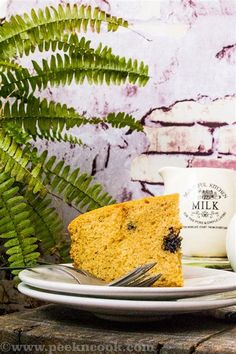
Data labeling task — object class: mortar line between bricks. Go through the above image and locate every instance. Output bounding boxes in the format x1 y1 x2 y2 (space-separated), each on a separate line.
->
143 151 214 156
140 94 236 127
189 325 235 354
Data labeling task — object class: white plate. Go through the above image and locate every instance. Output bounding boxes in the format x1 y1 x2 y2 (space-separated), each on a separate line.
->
18 265 236 300
18 282 236 322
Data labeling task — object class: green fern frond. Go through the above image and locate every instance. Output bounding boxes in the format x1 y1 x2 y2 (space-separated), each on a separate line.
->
0 2 149 273
18 35 117 62
0 66 32 98
37 131 83 145
41 153 116 211
0 97 94 143
15 146 116 212
22 190 64 255
0 97 87 139
0 4 128 59
4 122 32 145
0 97 143 141
0 97 88 136
57 242 71 262
0 172 39 274
17 34 94 58
106 112 143 131
0 51 149 98
0 130 46 195
0 60 23 72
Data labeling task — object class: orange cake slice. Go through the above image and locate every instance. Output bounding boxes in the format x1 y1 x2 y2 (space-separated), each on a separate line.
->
68 193 183 287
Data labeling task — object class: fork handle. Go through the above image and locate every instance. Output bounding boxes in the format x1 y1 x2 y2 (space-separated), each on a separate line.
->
52 265 105 286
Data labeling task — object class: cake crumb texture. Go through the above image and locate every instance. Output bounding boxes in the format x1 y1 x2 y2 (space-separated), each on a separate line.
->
69 194 183 287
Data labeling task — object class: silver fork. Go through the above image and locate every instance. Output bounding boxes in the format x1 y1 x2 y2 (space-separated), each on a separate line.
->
35 262 162 287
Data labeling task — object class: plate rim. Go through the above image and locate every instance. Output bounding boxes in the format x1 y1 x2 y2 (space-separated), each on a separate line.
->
18 264 236 299
18 282 236 313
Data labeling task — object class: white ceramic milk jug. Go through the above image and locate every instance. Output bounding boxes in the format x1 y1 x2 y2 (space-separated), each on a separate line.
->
159 167 236 257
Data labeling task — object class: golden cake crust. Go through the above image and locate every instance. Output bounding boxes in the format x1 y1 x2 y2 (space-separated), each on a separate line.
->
69 194 183 287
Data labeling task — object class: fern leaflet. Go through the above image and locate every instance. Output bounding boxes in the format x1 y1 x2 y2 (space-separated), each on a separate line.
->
0 97 143 141
0 130 46 195
0 60 23 72
14 34 95 58
0 172 39 274
0 51 149 98
0 4 128 59
41 152 116 211
22 189 64 256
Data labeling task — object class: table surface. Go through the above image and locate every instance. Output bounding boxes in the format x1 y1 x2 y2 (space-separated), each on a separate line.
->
0 304 236 354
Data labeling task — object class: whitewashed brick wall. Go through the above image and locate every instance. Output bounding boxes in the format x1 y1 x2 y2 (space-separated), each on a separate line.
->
144 125 213 153
1 0 236 224
132 97 236 188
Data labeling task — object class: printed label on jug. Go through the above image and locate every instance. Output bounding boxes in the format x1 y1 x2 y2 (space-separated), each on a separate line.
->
183 182 227 228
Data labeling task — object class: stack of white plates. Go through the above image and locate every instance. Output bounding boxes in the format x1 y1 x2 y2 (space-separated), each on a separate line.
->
18 264 236 322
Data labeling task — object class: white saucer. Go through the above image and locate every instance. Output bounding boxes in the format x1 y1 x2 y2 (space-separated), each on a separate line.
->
18 282 236 322
18 265 236 300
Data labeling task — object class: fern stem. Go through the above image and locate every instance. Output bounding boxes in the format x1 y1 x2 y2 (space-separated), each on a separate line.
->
46 172 103 211
41 153 115 211
47 190 82 214
0 97 143 135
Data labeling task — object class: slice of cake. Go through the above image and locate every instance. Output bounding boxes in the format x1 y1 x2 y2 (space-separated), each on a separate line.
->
68 193 183 287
